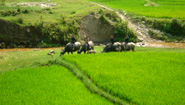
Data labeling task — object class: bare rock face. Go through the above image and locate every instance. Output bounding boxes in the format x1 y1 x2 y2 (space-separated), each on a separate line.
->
79 14 114 43
0 19 42 48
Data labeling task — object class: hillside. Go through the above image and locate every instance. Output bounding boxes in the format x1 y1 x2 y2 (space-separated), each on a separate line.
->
0 0 185 48
90 0 185 42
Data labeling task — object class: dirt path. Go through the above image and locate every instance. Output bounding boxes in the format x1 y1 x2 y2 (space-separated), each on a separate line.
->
92 2 160 42
144 0 159 7
143 42 185 48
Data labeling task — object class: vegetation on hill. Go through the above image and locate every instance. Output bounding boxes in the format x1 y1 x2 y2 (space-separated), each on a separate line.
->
90 0 185 42
0 0 139 48
0 0 101 47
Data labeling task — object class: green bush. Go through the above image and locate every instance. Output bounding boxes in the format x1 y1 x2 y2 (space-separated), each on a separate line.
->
114 20 137 42
0 10 20 17
105 11 120 22
37 41 61 48
145 18 185 37
70 11 76 14
34 15 80 45
17 8 21 13
0 0 5 5
17 17 23 24
99 15 109 24
22 9 29 14
98 9 105 15
59 15 66 25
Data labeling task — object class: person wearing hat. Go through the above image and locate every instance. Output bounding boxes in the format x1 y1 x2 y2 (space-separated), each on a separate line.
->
71 35 76 50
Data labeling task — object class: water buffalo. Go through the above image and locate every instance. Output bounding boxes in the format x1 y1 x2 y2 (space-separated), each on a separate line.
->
78 41 94 54
60 42 81 56
120 42 135 51
102 42 121 52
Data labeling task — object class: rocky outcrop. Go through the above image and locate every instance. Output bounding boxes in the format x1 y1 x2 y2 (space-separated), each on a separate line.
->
0 19 42 47
79 14 114 43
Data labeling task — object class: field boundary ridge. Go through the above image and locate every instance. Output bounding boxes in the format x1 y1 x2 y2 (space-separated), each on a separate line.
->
60 59 137 105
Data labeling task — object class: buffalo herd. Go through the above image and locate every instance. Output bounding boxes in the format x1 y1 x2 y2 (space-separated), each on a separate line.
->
60 41 135 56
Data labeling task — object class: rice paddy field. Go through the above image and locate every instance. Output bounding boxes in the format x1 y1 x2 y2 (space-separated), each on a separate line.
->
0 65 112 105
63 47 185 105
0 47 185 105
90 0 185 18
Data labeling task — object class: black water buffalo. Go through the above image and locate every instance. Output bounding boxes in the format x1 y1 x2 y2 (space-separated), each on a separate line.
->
78 41 94 54
120 42 135 51
102 42 121 52
60 42 81 56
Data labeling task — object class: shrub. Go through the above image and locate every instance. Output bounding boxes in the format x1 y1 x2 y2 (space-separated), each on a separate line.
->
0 0 5 5
70 11 76 14
37 41 49 48
114 20 137 42
17 8 22 13
100 15 109 24
149 30 168 41
145 18 185 37
105 11 120 22
0 10 20 17
22 9 29 14
59 15 66 25
49 11 54 14
17 17 23 24
98 9 105 15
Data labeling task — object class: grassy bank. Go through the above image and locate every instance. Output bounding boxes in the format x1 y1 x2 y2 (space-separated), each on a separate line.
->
63 48 185 105
0 65 113 105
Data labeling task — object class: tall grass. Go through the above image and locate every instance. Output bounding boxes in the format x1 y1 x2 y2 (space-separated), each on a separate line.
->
64 48 185 105
0 65 113 105
90 0 185 18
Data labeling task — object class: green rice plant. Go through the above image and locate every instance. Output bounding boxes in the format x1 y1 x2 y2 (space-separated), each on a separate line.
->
64 48 185 105
0 65 113 105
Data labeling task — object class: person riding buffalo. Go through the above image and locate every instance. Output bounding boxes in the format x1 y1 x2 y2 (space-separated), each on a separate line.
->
110 35 114 48
71 35 76 50
124 34 129 50
84 35 91 49
110 35 114 45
